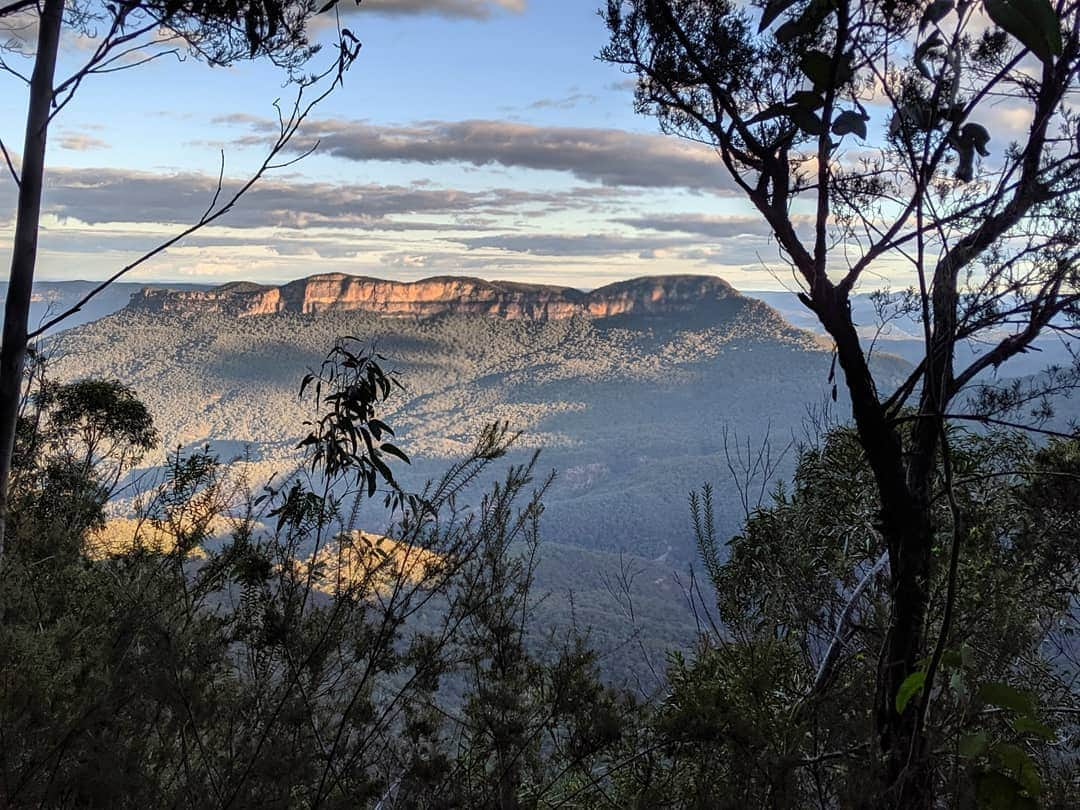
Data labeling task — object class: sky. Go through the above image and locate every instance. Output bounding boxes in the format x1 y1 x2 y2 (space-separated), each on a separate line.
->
0 0 1038 292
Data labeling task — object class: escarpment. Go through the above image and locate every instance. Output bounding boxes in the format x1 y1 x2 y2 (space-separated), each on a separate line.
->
127 273 751 322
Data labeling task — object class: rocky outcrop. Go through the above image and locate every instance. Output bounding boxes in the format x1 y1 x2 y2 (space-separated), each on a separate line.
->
127 273 745 322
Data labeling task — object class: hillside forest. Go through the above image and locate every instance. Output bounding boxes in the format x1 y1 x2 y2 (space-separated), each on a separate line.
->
2 0 1080 809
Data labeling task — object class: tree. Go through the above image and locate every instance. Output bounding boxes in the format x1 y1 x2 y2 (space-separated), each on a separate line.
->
603 0 1080 804
0 343 547 807
7 365 158 554
0 0 364 553
611 428 1079 807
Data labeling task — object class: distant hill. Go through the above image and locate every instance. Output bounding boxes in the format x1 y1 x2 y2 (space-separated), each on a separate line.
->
0 280 209 336
41 272 910 681
750 290 1079 379
45 273 901 558
128 272 757 321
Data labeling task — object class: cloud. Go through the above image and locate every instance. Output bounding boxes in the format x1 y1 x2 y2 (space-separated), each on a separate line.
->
4 166 618 230
229 118 736 191
527 92 600 110
616 214 778 239
358 0 525 18
57 134 111 152
454 232 695 256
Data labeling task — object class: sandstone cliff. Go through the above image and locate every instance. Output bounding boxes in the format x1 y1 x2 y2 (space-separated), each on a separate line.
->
127 273 747 322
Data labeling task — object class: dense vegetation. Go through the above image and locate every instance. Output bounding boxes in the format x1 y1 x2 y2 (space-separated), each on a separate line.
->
44 303 900 563
2 345 1076 807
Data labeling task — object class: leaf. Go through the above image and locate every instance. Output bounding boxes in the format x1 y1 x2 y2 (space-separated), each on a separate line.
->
978 682 1035 716
788 106 823 135
759 0 800 32
832 110 868 139
895 670 927 714
961 122 991 156
775 0 836 43
914 33 945 79
799 50 833 88
993 743 1042 796
1010 715 1055 741
920 0 954 30
984 0 1062 64
959 731 988 758
789 90 824 110
381 442 410 463
774 19 801 43
976 770 1038 810
941 649 964 670
748 102 789 125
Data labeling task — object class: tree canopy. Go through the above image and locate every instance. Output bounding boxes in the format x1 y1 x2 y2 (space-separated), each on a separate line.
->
603 0 1080 804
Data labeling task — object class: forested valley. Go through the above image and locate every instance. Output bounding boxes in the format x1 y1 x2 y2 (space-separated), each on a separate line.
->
2 0 1079 808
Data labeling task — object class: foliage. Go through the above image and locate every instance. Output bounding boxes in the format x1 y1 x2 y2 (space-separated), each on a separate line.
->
0 346 636 808
612 426 1079 807
602 0 1080 802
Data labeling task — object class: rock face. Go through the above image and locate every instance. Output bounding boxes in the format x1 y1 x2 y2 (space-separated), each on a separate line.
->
127 273 744 321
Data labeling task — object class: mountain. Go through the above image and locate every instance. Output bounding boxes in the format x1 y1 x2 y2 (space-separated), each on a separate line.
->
41 271 909 681
128 272 753 321
0 280 209 336
751 290 1080 380
46 272 896 557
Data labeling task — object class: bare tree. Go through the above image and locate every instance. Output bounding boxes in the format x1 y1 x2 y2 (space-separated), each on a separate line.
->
604 0 1080 804
0 0 364 553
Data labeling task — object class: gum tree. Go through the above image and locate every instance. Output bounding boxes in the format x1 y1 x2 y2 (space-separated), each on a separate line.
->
604 0 1080 805
0 0 363 552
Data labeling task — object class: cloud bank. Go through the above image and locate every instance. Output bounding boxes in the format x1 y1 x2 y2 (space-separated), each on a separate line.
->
227 118 735 191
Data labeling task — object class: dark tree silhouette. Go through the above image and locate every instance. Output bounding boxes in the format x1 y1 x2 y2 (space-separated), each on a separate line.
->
604 0 1080 805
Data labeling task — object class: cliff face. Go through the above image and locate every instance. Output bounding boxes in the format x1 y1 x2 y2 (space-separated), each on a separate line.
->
128 273 744 322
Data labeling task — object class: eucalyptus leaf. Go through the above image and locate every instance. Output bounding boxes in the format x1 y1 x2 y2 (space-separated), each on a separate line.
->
958 731 988 758
978 681 1036 716
985 0 1062 63
895 670 926 714
920 0 954 30
788 105 824 135
1010 715 1055 741
831 110 867 139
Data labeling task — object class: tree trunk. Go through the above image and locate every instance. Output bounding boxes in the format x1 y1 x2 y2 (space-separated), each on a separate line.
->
0 0 65 557
815 285 935 808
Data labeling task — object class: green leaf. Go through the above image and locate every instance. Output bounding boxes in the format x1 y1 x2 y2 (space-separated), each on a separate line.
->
959 731 988 758
832 110 867 139
978 682 1035 716
984 0 1062 63
960 643 975 669
993 743 1042 796
976 770 1038 809
941 649 964 670
895 670 926 714
1010 715 1055 741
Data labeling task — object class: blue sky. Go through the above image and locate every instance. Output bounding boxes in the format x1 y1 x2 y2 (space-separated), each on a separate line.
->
0 0 1030 291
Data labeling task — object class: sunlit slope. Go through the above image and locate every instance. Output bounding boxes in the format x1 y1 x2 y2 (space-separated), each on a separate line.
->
48 298 907 562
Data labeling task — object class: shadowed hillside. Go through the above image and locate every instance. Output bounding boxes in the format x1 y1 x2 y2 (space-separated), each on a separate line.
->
46 273 907 566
